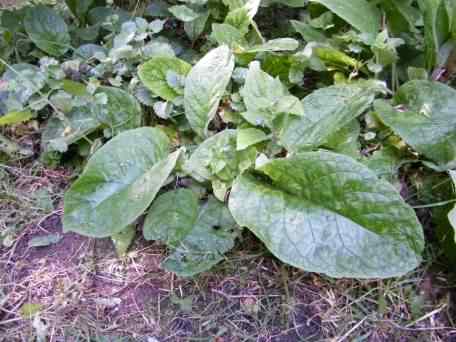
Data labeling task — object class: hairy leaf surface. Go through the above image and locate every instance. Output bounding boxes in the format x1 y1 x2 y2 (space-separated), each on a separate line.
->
63 127 179 237
229 152 424 278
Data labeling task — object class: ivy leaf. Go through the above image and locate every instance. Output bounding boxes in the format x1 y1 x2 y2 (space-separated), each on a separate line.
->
24 5 71 56
374 81 456 170
310 0 381 39
228 152 424 278
184 46 235 137
138 56 192 102
161 196 239 277
278 80 387 151
240 61 303 128
63 127 180 238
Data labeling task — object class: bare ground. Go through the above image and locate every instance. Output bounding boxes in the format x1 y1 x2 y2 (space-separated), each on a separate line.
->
0 164 455 341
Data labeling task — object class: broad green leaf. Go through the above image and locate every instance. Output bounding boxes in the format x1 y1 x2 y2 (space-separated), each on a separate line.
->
138 57 192 102
143 188 199 246
237 128 269 150
184 10 209 41
1 64 46 112
184 129 256 184
278 80 387 151
42 106 99 152
24 6 71 56
73 44 108 59
112 225 136 257
381 0 420 35
63 127 180 238
324 120 360 158
65 0 94 23
98 86 143 134
374 81 456 170
243 38 299 53
291 20 328 43
162 197 239 277
0 110 33 126
240 61 303 128
228 152 424 278
169 5 200 22
314 46 362 69
310 0 381 38
423 0 450 69
62 80 88 97
211 23 247 47
184 46 235 137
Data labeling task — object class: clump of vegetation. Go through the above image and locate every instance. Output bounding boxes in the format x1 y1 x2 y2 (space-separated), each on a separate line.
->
1 0 456 338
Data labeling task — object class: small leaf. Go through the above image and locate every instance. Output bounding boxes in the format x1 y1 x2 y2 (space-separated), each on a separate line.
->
184 46 235 137
20 303 43 318
240 61 302 129
112 225 136 256
169 5 201 22
138 57 192 101
0 110 33 126
237 128 269 150
184 129 256 184
243 38 299 53
63 127 180 238
28 234 62 248
24 6 71 56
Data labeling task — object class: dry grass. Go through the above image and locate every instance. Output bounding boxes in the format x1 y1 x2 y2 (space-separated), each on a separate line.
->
0 157 455 341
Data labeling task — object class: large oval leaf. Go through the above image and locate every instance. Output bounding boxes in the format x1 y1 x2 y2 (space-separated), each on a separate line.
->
24 5 71 56
310 0 381 38
63 127 180 238
228 152 424 278
374 80 456 170
184 46 235 137
138 56 192 101
278 81 386 151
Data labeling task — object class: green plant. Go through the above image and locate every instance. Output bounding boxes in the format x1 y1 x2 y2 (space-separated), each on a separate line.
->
1 0 456 279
